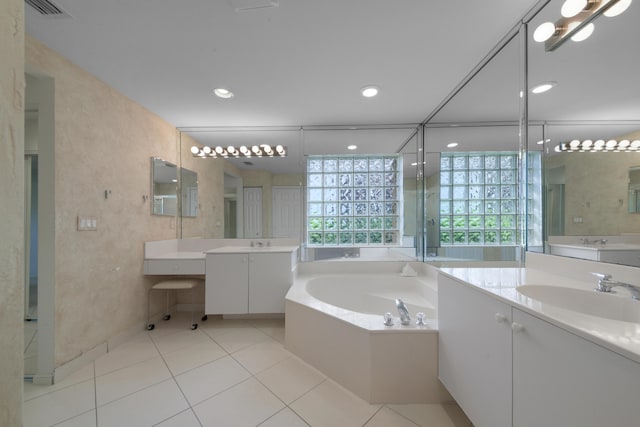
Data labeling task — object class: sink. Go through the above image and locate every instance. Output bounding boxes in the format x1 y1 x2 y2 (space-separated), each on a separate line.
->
516 284 640 323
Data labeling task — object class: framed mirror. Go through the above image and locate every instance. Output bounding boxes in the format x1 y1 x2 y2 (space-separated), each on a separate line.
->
180 167 198 217
151 157 178 216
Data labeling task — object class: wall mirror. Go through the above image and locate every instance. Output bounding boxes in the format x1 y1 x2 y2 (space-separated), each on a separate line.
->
180 167 198 217
151 157 178 216
529 0 640 265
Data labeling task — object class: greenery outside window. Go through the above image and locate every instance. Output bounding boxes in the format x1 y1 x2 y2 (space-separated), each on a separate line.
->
307 155 403 246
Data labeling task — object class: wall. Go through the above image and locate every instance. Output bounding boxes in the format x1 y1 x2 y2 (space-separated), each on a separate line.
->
25 36 224 369
0 0 24 423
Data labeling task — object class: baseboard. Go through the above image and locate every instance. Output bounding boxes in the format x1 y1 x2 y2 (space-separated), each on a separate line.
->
53 342 107 383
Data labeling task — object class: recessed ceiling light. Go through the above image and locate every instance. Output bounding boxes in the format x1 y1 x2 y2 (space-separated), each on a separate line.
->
361 85 379 98
347 145 357 150
447 142 459 148
213 88 234 99
531 81 557 94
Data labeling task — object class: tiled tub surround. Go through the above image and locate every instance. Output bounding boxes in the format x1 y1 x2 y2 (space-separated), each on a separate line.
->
285 262 452 404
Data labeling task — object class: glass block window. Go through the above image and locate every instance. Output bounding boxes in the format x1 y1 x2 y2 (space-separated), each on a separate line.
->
307 155 403 246
440 152 531 246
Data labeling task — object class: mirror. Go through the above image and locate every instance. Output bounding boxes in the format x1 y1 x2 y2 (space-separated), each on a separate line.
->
180 167 198 217
151 157 178 216
529 0 640 264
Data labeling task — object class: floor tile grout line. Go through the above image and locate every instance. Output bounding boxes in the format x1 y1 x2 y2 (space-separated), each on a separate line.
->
362 405 387 427
378 405 423 427
93 362 99 427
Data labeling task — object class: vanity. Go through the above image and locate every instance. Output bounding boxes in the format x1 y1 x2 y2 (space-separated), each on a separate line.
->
144 238 299 314
438 252 640 427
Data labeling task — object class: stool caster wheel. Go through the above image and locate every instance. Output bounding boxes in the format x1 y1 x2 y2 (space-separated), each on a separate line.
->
191 323 198 330
146 324 155 331
201 315 208 321
162 314 171 321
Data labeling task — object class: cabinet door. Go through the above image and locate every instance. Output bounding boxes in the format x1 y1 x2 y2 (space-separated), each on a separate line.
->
205 254 249 314
438 274 512 427
248 252 293 313
513 309 640 427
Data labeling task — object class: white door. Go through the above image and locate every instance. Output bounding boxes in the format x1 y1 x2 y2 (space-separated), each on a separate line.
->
272 186 302 240
244 187 263 238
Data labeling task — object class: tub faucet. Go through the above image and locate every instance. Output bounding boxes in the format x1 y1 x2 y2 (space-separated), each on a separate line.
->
395 299 411 325
593 273 640 300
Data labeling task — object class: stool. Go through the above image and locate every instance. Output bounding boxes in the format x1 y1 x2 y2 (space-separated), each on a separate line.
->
146 278 207 331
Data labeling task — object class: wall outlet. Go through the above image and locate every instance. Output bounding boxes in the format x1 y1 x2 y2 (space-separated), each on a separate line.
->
77 216 97 231
572 216 583 224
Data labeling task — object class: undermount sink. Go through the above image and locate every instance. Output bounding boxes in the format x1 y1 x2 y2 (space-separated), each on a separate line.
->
516 284 640 323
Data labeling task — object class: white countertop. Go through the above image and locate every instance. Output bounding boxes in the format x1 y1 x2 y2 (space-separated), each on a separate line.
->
205 245 299 254
145 251 206 260
439 266 640 364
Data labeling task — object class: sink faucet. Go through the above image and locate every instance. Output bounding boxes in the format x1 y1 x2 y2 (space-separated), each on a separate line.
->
395 299 411 325
593 273 640 300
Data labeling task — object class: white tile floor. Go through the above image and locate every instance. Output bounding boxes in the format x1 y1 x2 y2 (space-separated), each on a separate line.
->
23 313 472 427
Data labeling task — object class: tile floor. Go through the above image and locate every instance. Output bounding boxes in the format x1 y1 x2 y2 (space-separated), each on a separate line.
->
23 313 472 427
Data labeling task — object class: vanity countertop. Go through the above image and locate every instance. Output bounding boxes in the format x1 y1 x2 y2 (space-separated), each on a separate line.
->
205 245 299 254
145 251 206 260
439 264 640 364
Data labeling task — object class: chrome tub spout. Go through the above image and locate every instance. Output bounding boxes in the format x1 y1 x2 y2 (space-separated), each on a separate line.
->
396 298 411 325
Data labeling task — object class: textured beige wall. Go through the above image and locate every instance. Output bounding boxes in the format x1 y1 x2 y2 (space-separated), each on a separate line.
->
0 0 25 423
25 37 204 366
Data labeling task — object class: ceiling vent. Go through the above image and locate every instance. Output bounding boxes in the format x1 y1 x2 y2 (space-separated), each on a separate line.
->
25 0 70 17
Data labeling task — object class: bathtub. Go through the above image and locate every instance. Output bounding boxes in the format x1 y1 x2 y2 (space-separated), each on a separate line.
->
285 262 451 404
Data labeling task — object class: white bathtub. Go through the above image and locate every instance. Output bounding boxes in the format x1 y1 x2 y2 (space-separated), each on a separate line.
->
285 262 451 404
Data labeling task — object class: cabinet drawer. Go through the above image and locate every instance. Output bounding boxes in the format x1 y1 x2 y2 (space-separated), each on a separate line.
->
144 259 205 275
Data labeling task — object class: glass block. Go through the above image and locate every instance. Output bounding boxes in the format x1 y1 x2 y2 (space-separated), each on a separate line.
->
370 232 383 244
501 185 514 199
324 217 337 230
355 232 368 244
340 203 352 215
501 200 515 213
501 170 515 184
440 186 451 200
440 201 451 215
369 173 383 186
469 171 483 184
468 216 483 229
453 216 466 229
485 230 498 244
440 171 451 185
324 159 338 172
354 217 368 229
441 156 451 170
500 230 515 244
308 174 322 187
384 158 398 171
354 159 368 171
384 217 398 229
324 174 337 187
453 156 467 169
453 231 467 244
469 201 483 214
385 231 398 244
440 231 451 244
308 159 322 173
453 186 467 199
339 188 353 201
308 217 322 230
309 232 323 245
453 201 467 214
355 203 368 215
339 173 353 187
469 186 482 199
469 156 483 169
308 203 322 216
385 202 397 215
324 203 337 216
486 186 498 199
370 202 383 215
501 215 515 228
501 155 515 169
324 188 338 201
385 188 397 200
485 156 498 169
309 189 322 201
485 201 499 214
354 173 368 186
339 232 353 245
440 216 451 229
354 188 367 201
339 218 352 230
369 158 383 171
324 232 337 245
484 215 498 228
485 170 498 184
369 188 383 201
339 158 353 171
453 171 467 184
370 217 383 229
468 231 482 244
385 172 397 186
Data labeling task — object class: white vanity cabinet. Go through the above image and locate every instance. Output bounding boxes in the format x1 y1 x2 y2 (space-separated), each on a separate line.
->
438 274 512 427
205 249 297 314
512 309 640 427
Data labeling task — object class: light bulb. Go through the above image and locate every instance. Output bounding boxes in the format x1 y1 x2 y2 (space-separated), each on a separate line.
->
227 146 236 154
619 139 630 148
252 145 261 154
215 146 224 154
606 139 618 149
631 140 640 149
604 0 632 16
361 85 379 97
570 22 594 42
203 146 212 154
191 146 200 154
562 0 588 17
533 22 557 42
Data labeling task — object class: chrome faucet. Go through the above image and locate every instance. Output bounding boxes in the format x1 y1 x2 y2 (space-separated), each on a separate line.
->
593 273 640 300
395 299 411 325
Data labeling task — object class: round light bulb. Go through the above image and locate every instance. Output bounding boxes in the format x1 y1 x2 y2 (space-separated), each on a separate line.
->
533 22 557 42
361 85 379 98
276 145 285 154
604 0 632 16
213 88 234 99
215 146 224 154
582 140 593 149
561 0 588 17
619 139 630 148
631 140 640 149
347 145 357 150
606 139 618 149
570 22 595 42
191 146 200 154
203 146 212 154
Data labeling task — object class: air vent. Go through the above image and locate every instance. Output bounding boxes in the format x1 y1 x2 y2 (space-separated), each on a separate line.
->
25 0 69 16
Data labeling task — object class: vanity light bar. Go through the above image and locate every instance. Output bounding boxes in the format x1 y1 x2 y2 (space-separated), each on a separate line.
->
556 139 640 152
190 144 287 158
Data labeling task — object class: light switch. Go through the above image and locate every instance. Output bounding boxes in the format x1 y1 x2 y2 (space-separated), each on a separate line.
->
77 216 98 231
